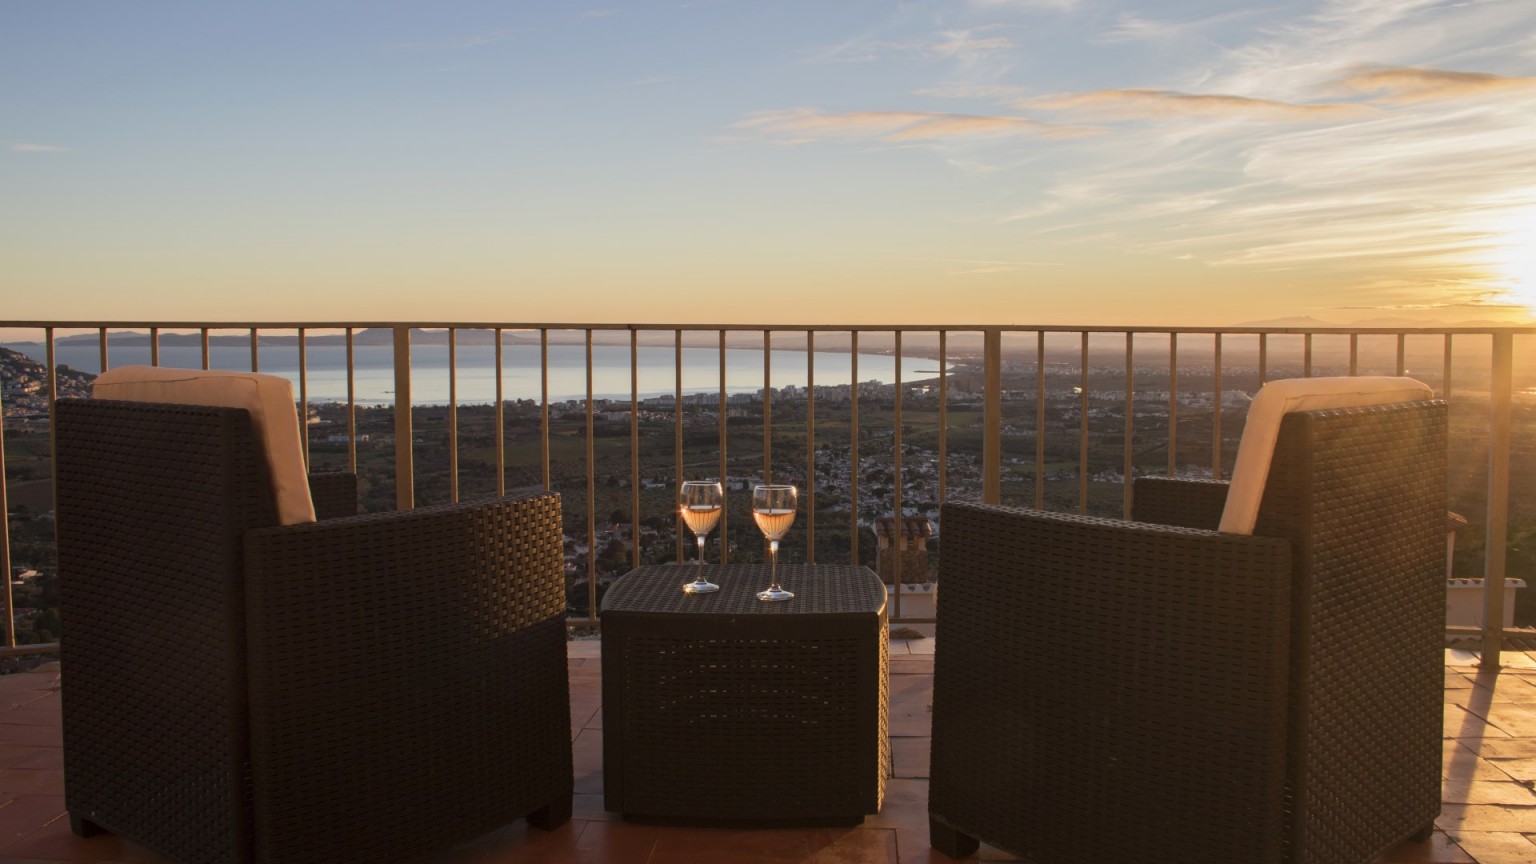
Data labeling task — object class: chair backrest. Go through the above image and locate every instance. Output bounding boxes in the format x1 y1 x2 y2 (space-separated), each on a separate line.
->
1250 396 1446 863
56 398 276 862
1219 376 1433 534
93 365 315 525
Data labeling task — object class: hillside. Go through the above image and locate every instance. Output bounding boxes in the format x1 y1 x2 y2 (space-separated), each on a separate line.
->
0 346 94 417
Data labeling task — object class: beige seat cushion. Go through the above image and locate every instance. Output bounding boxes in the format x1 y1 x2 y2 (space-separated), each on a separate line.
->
1219 376 1433 535
93 366 316 525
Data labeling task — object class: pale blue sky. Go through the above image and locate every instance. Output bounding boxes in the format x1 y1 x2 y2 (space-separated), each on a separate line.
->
4 0 1535 326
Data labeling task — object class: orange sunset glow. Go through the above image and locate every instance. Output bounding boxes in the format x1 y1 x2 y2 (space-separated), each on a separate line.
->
3 1 1535 327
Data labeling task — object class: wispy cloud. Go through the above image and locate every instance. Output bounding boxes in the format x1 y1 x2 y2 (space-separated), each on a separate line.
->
978 0 1536 313
1333 65 1536 103
733 108 1096 144
1027 88 1371 122
914 81 1030 101
7 142 69 153
1096 9 1261 45
802 28 1015 65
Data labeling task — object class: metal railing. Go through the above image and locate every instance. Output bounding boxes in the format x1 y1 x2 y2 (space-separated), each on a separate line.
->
2 321 1531 664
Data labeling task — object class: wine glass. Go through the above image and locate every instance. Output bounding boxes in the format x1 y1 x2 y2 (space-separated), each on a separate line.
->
751 484 797 601
679 481 724 594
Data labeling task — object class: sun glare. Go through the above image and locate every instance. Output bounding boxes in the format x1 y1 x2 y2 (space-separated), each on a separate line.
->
1489 206 1536 312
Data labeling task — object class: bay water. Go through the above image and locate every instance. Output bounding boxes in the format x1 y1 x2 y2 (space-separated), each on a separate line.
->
22 341 942 406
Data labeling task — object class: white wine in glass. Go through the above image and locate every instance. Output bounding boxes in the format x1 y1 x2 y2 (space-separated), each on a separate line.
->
679 481 723 594
751 484 797 602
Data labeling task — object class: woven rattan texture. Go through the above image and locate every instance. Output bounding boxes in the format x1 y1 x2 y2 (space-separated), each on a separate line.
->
58 400 272 864
1132 475 1229 529
928 400 1445 864
305 471 358 520
1255 402 1446 864
601 565 888 825
601 564 888 615
930 502 1293 863
57 399 573 864
242 492 572 863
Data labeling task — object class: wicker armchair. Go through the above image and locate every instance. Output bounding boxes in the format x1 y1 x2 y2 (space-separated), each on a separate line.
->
56 398 573 864
929 397 1446 864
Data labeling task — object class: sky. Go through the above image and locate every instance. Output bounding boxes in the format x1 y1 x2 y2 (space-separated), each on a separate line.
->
3 0 1536 328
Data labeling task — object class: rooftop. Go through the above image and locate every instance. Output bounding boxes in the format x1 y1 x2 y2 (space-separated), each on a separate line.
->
1 641 1533 864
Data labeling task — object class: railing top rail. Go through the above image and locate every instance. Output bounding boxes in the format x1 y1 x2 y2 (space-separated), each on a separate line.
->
4 321 1535 335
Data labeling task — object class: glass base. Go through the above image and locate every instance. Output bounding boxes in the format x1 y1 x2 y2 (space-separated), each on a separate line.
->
756 587 794 602
682 580 720 594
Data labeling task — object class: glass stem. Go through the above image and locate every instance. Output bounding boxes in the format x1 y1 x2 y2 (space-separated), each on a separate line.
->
769 539 779 588
696 535 706 565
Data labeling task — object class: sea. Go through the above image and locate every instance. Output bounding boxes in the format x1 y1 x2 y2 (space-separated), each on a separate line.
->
11 341 943 406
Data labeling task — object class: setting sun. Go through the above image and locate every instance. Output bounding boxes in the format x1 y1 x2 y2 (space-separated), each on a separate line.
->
1490 206 1536 311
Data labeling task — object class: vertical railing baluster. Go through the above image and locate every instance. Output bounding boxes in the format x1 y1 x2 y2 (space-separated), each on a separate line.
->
1212 333 1223 481
674 330 684 563
0 379 12 648
763 330 772 484
1259 333 1268 384
1303 333 1312 377
150 326 160 367
201 327 210 369
494 328 504 496
346 328 357 474
1123 332 1134 519
1482 332 1514 665
983 328 1002 506
393 326 413 510
938 330 948 504
250 327 259 372
448 327 459 503
1035 332 1045 508
1168 333 1178 476
298 327 309 470
806 330 816 564
718 330 729 563
630 330 640 570
1443 334 1453 399
585 329 597 622
1349 333 1359 376
1396 333 1407 376
893 330 904 610
850 331 861 563
541 329 550 490
98 327 108 374
1078 332 1089 514
45 327 57 533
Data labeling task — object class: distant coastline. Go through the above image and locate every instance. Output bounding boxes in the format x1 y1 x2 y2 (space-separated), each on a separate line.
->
1 337 945 406
1 327 952 358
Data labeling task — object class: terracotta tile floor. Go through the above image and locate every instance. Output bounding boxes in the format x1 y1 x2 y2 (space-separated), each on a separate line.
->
2 641 1534 863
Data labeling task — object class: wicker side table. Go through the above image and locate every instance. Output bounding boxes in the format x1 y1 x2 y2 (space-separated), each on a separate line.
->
600 564 889 826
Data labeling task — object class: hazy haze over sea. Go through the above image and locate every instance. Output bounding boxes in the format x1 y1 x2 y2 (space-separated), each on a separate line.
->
7 341 942 405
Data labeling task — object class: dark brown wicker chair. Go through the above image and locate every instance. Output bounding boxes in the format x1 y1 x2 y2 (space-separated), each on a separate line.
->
929 399 1446 864
56 398 573 864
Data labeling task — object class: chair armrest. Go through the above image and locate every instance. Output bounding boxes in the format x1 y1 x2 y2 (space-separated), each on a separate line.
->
237 490 570 859
243 489 565 630
306 471 358 520
1131 476 1229 530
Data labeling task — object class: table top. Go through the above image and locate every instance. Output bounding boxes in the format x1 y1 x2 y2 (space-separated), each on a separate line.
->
601 564 886 617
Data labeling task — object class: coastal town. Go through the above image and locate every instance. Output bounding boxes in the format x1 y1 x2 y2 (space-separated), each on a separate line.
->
6 340 1535 643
